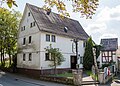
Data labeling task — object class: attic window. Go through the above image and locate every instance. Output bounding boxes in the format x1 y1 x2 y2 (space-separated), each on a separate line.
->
64 27 68 33
28 12 30 16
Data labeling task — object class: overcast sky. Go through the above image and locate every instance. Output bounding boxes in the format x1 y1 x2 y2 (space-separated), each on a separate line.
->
3 0 120 45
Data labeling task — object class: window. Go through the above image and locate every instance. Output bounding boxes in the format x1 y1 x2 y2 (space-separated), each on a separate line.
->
80 56 83 64
51 35 56 42
33 21 35 26
46 34 50 42
29 53 32 61
28 12 30 16
21 27 23 31
23 53 26 61
45 53 50 60
29 36 32 43
30 22 35 28
83 41 86 47
102 51 113 63
23 26 25 30
30 23 32 28
23 38 26 45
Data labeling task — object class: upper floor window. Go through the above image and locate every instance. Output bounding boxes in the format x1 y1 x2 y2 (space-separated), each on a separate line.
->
23 53 26 61
83 41 86 47
21 27 23 31
30 21 35 28
23 38 26 45
29 36 32 43
46 34 50 42
21 26 25 31
51 35 56 42
23 26 25 30
33 21 35 26
29 53 32 61
28 12 30 16
30 23 32 28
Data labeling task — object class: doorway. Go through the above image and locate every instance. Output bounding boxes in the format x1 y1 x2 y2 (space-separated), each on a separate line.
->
71 56 77 69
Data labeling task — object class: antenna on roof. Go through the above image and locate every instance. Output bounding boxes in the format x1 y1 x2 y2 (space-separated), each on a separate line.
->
64 27 68 33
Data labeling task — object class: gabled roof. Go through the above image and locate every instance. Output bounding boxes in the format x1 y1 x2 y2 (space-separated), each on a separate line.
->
100 38 118 51
27 3 89 40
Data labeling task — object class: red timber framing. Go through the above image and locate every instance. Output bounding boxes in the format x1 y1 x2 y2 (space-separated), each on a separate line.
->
102 51 116 63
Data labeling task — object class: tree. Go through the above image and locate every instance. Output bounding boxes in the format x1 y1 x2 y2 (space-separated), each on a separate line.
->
0 0 99 19
0 8 21 67
93 44 102 76
83 37 94 70
45 44 65 74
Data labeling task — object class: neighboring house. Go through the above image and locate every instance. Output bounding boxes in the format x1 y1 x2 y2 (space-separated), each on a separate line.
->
17 3 89 75
117 46 120 59
97 38 118 68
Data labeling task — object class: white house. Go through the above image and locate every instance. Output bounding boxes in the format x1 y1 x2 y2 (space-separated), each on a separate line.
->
17 3 89 75
97 38 118 68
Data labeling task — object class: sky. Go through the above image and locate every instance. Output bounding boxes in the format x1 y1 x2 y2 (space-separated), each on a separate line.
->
2 0 120 45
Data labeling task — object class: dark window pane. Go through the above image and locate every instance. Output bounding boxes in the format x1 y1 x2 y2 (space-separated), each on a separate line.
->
23 26 25 30
30 23 32 28
28 12 30 16
23 38 26 45
23 53 25 61
46 34 50 42
29 53 32 61
52 35 55 42
33 21 35 26
29 36 32 43
45 53 49 60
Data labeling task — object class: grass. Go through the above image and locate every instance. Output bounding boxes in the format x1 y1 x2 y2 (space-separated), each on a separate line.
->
85 70 98 81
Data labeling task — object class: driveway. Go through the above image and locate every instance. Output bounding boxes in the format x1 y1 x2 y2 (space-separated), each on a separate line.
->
0 71 68 86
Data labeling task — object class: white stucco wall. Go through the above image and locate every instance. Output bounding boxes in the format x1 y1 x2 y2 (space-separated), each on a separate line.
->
17 5 86 70
39 32 85 69
17 6 41 70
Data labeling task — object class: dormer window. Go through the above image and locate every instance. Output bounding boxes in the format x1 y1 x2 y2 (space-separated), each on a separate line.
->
64 27 68 33
28 12 30 16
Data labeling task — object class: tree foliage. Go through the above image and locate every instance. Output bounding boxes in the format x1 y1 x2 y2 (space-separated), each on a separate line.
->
43 0 99 19
83 37 94 70
0 8 21 66
0 0 99 19
45 44 65 74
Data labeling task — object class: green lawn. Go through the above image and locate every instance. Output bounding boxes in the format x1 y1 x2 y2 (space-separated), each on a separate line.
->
56 72 73 77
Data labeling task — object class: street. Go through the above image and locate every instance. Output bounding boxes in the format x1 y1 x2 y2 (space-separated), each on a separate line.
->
1 71 120 86
0 71 68 86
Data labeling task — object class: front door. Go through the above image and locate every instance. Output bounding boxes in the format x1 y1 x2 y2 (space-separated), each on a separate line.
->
71 56 77 69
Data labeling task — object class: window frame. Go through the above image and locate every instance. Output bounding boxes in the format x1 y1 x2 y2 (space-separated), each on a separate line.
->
28 12 30 16
23 38 26 45
51 35 56 42
29 36 32 44
28 53 32 61
46 34 50 42
45 53 50 61
23 53 26 61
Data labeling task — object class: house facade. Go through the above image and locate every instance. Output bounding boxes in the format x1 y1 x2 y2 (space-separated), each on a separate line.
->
97 38 118 68
17 3 89 75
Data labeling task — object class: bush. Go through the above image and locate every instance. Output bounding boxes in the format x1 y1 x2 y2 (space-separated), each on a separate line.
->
101 64 110 69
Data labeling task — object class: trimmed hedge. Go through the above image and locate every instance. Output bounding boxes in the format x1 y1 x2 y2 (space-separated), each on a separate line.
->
39 75 73 85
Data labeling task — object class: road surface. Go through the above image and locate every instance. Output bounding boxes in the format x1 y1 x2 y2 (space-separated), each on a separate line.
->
0 71 68 86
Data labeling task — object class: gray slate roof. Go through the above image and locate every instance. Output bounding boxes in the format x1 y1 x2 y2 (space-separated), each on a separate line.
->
27 3 89 40
100 38 118 51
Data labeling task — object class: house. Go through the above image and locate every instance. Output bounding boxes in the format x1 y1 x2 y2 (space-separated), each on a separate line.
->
97 38 118 68
17 3 89 75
